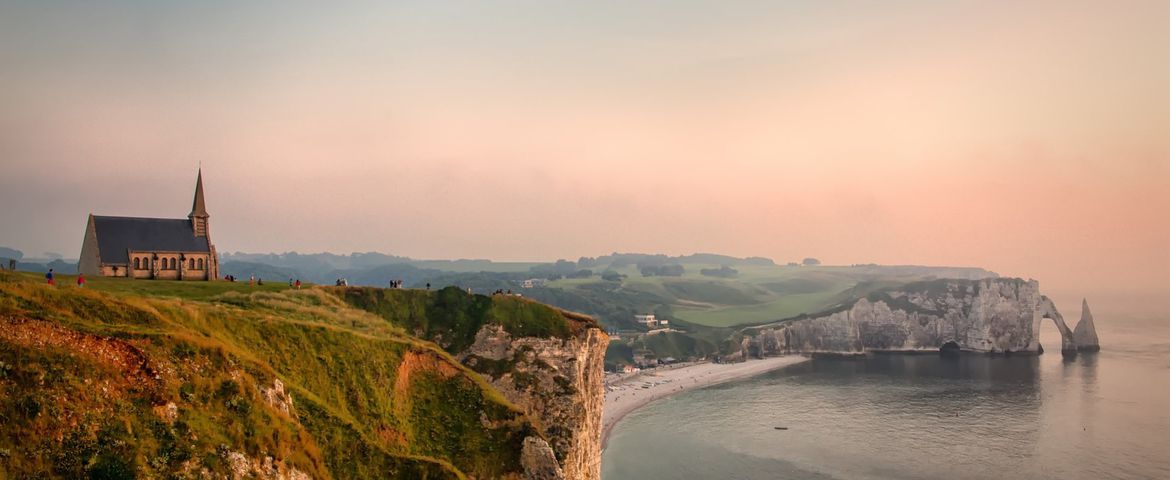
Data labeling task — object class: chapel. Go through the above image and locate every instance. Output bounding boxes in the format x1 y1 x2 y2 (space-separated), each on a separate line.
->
78 170 219 280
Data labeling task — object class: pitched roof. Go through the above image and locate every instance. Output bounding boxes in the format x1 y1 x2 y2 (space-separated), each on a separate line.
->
92 216 210 264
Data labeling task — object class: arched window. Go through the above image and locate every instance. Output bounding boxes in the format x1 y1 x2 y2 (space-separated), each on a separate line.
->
134 258 141 269
171 258 177 270
190 258 196 269
168 258 174 270
143 258 150 270
197 258 204 270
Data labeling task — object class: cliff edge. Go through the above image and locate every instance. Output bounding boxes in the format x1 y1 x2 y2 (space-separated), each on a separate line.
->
735 278 1098 357
338 286 608 480
0 272 606 479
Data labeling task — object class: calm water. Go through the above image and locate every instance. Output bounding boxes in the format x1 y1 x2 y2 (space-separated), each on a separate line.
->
602 300 1170 479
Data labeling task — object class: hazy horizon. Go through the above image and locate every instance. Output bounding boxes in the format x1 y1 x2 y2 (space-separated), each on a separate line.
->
2 1 1167 297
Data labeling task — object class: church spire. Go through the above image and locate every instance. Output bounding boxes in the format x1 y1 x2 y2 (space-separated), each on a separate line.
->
189 168 208 218
189 169 210 238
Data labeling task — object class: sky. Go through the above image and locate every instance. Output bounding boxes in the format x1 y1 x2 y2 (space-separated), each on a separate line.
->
1 0 1167 297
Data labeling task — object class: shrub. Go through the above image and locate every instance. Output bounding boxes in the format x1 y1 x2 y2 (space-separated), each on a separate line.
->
90 454 135 480
699 266 738 278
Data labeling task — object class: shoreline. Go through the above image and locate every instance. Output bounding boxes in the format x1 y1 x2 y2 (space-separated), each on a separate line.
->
600 355 810 450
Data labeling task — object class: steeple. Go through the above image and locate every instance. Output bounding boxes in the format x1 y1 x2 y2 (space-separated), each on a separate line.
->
190 169 208 217
189 169 209 237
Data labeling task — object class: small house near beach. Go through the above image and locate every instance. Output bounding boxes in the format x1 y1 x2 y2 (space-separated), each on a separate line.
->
635 314 658 327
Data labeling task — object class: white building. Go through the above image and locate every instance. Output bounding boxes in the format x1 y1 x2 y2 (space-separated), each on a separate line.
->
635 314 658 327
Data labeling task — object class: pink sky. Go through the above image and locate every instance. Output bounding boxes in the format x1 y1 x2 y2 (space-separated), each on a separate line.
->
0 1 1167 296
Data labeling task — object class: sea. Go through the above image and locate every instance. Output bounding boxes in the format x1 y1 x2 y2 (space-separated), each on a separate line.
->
601 295 1170 479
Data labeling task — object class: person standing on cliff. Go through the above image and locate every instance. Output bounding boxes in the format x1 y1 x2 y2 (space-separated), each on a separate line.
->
45 268 55 286
77 273 86 288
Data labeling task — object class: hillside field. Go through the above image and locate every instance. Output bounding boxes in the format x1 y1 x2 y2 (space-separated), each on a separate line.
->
546 263 993 328
0 270 593 479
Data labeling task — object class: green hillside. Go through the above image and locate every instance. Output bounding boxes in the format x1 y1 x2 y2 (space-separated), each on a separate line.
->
197 252 994 332
394 259 996 367
545 263 994 328
0 271 593 479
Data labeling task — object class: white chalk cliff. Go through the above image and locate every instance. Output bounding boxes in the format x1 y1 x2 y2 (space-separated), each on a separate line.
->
738 278 1099 357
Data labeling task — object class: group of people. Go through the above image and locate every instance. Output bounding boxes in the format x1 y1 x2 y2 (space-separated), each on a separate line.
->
491 289 516 296
37 269 427 294
44 268 87 288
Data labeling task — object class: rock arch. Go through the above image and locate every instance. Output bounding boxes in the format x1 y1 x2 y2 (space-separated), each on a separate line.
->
1038 296 1078 356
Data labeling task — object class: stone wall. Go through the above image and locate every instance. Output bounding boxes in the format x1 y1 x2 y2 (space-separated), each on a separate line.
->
77 214 102 276
120 251 216 281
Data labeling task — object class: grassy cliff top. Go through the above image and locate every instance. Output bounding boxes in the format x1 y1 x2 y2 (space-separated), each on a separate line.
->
0 271 598 479
335 286 599 354
536 263 996 329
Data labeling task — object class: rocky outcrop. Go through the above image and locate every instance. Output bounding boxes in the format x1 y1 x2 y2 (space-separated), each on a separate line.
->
738 278 1096 356
462 321 608 480
260 378 295 417
521 437 566 480
1073 299 1101 352
221 451 311 480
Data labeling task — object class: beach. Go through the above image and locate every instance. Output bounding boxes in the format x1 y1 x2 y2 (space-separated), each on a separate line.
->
602 355 810 449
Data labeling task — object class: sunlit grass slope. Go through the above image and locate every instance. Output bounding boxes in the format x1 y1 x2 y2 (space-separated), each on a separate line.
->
546 264 918 327
0 271 584 479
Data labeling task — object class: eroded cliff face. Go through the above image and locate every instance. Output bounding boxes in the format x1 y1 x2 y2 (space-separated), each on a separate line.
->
739 278 1095 356
336 287 609 479
462 319 608 480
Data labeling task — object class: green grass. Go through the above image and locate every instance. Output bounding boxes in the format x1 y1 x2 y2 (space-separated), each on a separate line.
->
536 263 991 328
84 274 302 301
332 286 590 354
0 270 593 479
641 332 719 360
671 289 851 327
538 265 864 328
